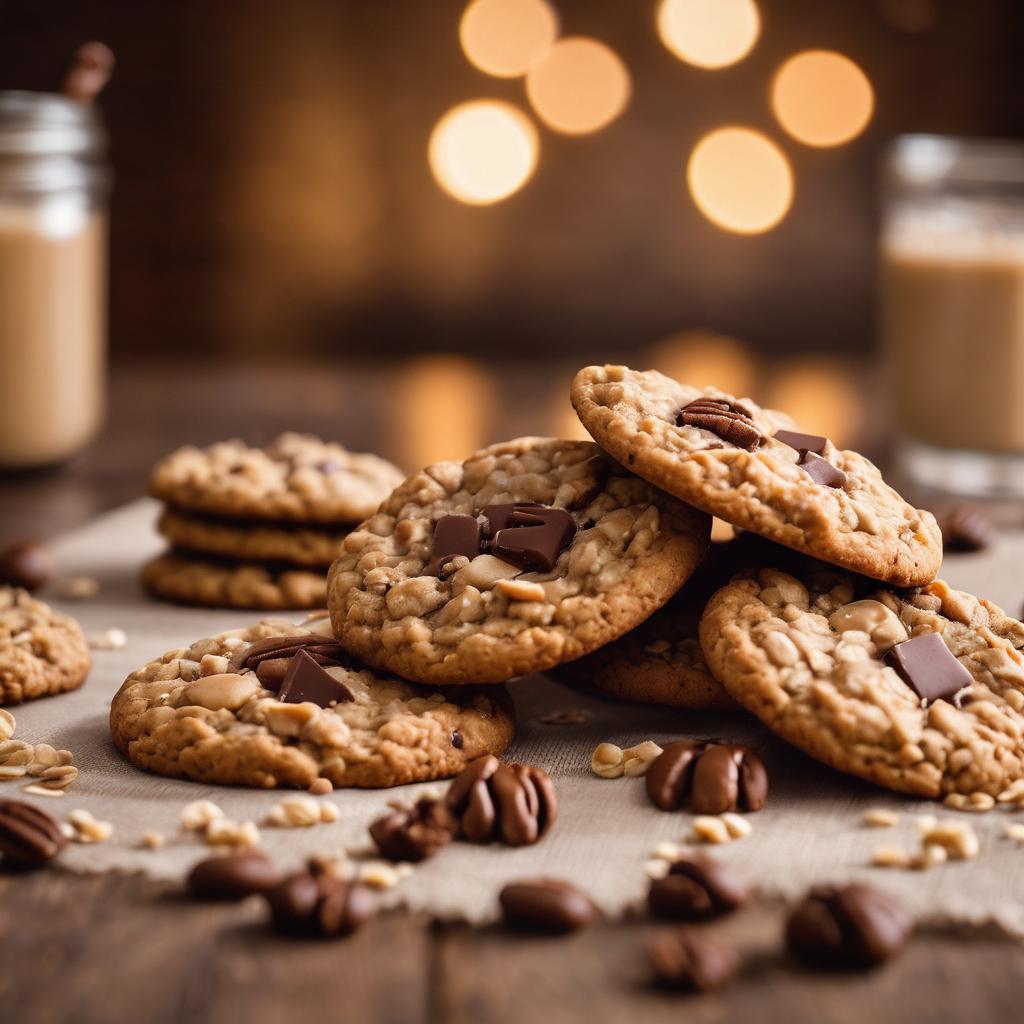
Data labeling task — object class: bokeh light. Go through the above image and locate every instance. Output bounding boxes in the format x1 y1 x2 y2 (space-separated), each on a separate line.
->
687 127 793 234
771 50 874 148
646 330 757 398
764 359 860 447
390 356 497 468
429 100 539 205
525 37 631 136
876 0 936 34
459 0 558 78
657 0 760 69
549 391 593 442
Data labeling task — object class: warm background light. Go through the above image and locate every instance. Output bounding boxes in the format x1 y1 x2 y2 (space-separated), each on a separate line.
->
525 37 631 135
646 330 756 398
459 0 558 78
429 100 538 205
764 359 860 446
687 127 793 234
772 50 874 147
657 0 760 69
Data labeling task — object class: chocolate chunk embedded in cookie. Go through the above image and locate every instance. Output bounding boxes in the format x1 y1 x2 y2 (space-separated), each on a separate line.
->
571 365 942 587
109 620 515 788
327 437 711 685
700 568 1024 798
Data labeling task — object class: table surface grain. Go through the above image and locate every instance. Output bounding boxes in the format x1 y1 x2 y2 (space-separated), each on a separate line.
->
1 361 1021 1024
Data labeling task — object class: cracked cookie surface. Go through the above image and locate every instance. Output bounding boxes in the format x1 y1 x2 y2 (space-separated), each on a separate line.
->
0 588 91 705
149 433 404 525
571 365 941 587
142 552 328 610
109 620 515 788
327 437 711 685
700 568 1024 798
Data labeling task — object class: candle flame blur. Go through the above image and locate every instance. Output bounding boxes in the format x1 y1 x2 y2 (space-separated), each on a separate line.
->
687 127 793 234
525 37 631 136
771 50 874 148
646 330 757 397
459 0 558 78
657 0 760 69
429 100 539 205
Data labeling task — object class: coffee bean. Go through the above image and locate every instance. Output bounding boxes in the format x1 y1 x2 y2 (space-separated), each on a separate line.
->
646 740 768 814
499 878 596 934
648 853 750 920
648 929 739 992
187 852 280 900
0 798 67 869
264 870 374 938
941 506 997 553
0 541 54 592
369 797 455 863
785 883 912 969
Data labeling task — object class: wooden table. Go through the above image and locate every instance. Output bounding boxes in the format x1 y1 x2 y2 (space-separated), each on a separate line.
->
2 361 1021 1024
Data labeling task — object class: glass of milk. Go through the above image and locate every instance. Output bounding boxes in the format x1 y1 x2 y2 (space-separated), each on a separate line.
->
882 136 1024 498
0 92 110 470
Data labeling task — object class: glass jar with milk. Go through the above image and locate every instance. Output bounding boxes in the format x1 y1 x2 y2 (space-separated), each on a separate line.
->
0 92 110 469
883 136 1024 498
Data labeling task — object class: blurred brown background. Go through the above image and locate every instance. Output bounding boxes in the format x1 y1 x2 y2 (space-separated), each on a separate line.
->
1 0 1021 364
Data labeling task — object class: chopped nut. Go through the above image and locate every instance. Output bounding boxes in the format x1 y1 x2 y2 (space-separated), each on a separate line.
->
0 740 34 767
20 784 65 798
652 840 683 862
911 844 948 870
943 792 994 813
309 778 333 796
643 858 672 879
921 820 979 860
863 808 900 828
320 802 339 824
495 578 547 602
88 627 127 651
67 808 113 843
997 780 1024 805
872 845 910 868
359 861 401 890
26 743 61 775
720 812 752 839
1004 823 1024 842
267 795 323 828
622 740 664 778
141 831 166 850
37 765 78 790
205 819 260 848
180 799 225 832
0 765 27 780
199 653 230 676
57 575 99 600
0 708 15 742
591 742 625 779
915 814 937 834
692 816 731 845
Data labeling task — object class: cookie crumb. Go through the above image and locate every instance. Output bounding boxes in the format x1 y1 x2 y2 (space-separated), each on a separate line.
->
88 627 127 651
181 799 225 832
871 845 909 868
205 818 260 848
720 812 752 839
267 795 324 828
57 576 100 600
141 831 165 850
67 808 113 843
863 808 900 828
692 816 731 845
643 858 672 879
1004 823 1024 843
359 861 401 890
651 840 683 862
309 778 333 796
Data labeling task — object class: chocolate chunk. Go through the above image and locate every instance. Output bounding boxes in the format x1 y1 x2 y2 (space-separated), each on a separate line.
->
451 730 464 749
941 506 997 553
480 503 543 539
234 633 349 679
646 740 768 814
369 798 456 863
187 852 280 900
499 879 596 934
786 884 912 969
648 853 751 920
0 541 54 592
885 632 972 704
264 870 375 939
278 649 355 707
648 929 739 991
445 756 557 847
799 451 847 488
773 429 828 455
0 799 67 869
428 514 483 575
677 398 761 450
491 507 576 572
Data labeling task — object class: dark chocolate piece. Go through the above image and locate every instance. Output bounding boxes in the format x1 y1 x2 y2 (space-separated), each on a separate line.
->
0 799 67 869
884 632 972 704
235 634 348 673
773 429 828 455
480 503 543 539
648 929 739 991
646 740 768 814
428 514 483 575
0 541 54 592
491 507 576 572
187 852 280 900
648 853 751 920
941 506 997 553
785 883 912 969
499 879 596 933
278 649 355 707
799 451 847 489
677 398 761 450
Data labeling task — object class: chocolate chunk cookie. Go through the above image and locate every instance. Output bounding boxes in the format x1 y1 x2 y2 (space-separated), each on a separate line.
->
700 568 1024 798
141 552 328 611
109 620 515 788
0 588 91 705
327 437 711 685
571 366 941 587
149 433 404 526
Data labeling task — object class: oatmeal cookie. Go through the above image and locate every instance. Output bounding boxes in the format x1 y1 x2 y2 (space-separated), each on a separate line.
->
700 567 1024 798
157 508 347 568
328 437 710 685
571 365 941 587
142 552 327 611
0 587 91 705
109 620 515 788
149 433 404 525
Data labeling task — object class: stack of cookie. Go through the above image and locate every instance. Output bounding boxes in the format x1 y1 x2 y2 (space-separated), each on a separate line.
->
142 433 404 610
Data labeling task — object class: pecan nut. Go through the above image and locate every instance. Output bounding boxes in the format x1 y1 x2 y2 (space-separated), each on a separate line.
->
264 867 375 938
648 852 750 920
445 755 557 847
648 929 739 992
369 797 456 862
0 798 67 869
677 398 761 450
645 740 768 814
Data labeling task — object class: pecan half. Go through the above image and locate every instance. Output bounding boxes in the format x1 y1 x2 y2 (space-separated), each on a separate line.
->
677 398 761 450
